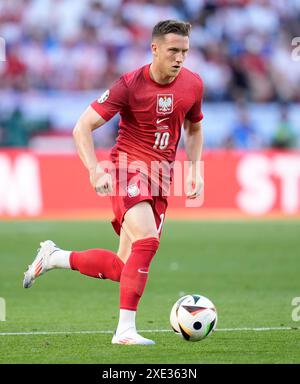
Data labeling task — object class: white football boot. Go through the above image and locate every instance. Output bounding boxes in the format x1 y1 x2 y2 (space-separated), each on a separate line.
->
23 240 59 288
112 327 155 345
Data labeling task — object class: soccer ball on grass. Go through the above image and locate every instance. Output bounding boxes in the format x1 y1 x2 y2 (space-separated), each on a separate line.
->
170 294 217 342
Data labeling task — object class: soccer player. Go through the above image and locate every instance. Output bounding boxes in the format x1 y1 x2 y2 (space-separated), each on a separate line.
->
23 20 204 345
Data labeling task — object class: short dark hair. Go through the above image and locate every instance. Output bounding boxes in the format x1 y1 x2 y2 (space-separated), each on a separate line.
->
152 20 191 40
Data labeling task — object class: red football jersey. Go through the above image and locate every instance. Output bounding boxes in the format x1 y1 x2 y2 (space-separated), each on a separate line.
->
91 63 203 171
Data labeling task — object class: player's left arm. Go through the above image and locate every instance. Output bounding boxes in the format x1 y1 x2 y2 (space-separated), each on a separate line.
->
183 119 204 199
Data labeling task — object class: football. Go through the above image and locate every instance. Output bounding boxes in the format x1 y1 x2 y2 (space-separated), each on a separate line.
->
170 294 217 342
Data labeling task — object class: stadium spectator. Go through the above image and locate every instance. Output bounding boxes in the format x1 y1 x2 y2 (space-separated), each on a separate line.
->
0 0 299 149
0 0 299 101
270 104 298 149
223 104 262 149
0 106 51 147
0 107 29 147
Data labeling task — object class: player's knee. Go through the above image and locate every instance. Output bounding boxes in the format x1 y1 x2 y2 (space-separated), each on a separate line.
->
117 248 131 264
133 231 159 243
130 222 159 242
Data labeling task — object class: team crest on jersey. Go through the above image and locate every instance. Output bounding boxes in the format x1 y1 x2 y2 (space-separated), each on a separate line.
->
127 183 140 198
157 94 173 114
97 90 110 103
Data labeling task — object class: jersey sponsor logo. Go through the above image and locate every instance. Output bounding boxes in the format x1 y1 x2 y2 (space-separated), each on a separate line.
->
157 94 173 114
127 183 140 198
97 89 110 103
156 117 169 124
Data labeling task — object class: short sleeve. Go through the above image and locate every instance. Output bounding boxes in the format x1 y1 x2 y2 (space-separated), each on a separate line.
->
185 77 204 123
91 77 128 122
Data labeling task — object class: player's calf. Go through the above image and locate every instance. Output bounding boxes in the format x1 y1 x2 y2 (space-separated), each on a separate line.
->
119 237 160 311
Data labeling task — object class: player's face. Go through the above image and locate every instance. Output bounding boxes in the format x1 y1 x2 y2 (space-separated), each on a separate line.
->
152 33 189 78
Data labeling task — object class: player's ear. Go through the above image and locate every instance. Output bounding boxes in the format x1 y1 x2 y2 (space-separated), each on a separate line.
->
151 41 158 57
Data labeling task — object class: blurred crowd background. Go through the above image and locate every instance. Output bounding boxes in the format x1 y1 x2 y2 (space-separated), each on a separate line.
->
0 0 299 150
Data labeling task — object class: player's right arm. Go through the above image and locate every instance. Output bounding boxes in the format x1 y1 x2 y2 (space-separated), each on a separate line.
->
73 106 112 194
74 77 128 194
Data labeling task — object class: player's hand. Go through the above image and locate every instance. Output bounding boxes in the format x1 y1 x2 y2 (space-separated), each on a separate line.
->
89 165 113 196
185 166 204 199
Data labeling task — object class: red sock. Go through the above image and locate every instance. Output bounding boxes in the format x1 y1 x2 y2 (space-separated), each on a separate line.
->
120 237 160 311
70 249 124 282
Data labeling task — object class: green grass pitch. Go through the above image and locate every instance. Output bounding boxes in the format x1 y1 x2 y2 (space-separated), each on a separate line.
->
0 219 299 364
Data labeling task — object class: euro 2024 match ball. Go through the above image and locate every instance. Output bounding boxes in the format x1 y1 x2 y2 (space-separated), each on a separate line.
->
170 294 217 342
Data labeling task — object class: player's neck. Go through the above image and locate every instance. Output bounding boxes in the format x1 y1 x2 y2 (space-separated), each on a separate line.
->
149 63 176 85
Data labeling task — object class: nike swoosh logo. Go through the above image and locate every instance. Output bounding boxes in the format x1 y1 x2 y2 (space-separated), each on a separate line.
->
138 268 149 274
156 117 169 124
